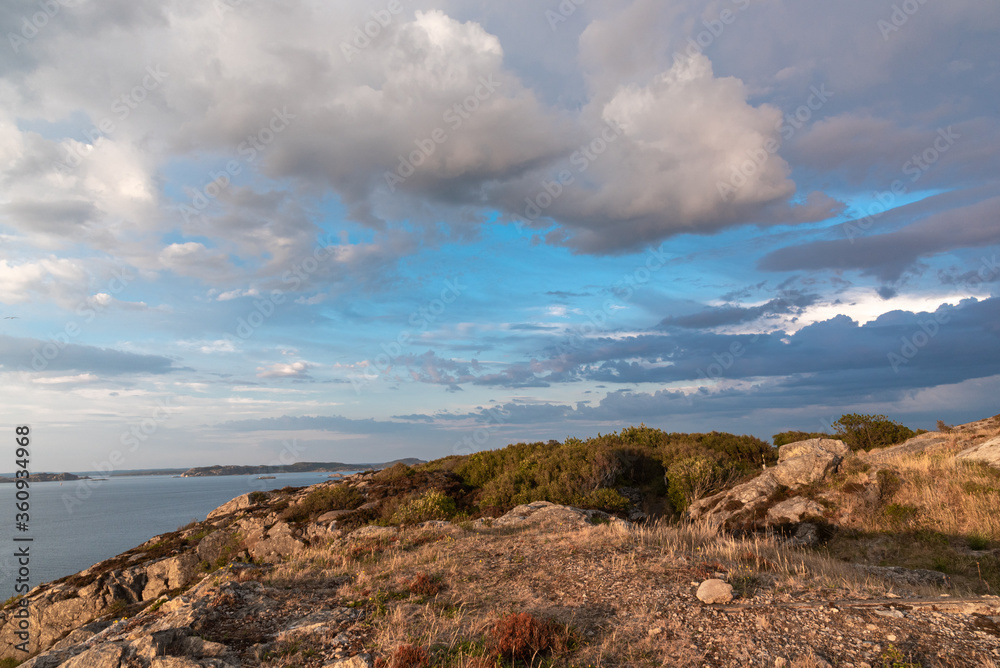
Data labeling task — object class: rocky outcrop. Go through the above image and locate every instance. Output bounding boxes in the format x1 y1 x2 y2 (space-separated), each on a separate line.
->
766 497 826 525
865 431 953 463
142 554 201 601
956 435 1000 468
771 439 850 486
205 492 263 520
687 438 848 529
474 501 626 530
248 522 305 562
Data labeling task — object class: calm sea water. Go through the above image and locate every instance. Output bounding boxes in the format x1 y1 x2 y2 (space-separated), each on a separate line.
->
0 472 348 600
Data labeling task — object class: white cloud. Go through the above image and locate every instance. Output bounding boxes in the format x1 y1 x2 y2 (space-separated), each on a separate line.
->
0 257 90 307
256 361 313 379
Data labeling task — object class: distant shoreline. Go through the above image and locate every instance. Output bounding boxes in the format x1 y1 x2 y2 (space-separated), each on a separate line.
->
0 458 423 482
0 472 91 483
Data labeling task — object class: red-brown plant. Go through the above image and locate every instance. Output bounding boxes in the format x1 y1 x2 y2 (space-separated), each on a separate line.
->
490 612 573 661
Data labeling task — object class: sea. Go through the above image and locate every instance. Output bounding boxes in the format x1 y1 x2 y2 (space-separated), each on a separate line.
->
0 471 348 600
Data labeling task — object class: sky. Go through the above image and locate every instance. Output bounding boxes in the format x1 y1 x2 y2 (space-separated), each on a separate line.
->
1 0 998 471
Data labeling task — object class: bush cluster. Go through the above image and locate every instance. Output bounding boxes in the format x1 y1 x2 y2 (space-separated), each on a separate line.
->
281 484 364 522
424 425 775 514
833 413 916 451
391 489 458 524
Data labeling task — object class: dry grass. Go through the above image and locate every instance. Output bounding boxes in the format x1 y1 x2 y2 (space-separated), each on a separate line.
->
257 516 962 666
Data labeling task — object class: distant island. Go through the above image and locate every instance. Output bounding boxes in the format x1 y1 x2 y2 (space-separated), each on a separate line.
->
0 460 423 482
178 458 424 477
0 472 89 483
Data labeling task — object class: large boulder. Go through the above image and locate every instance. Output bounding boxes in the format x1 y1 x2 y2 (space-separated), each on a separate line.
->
956 435 1000 468
688 438 847 529
772 439 850 486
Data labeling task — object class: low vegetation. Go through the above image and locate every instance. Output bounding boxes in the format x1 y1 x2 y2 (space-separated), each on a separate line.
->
772 430 831 447
831 413 918 451
281 485 365 522
823 431 1000 591
422 425 776 516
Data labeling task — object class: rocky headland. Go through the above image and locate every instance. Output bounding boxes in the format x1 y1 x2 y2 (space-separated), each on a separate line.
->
3 416 1000 667
179 460 424 478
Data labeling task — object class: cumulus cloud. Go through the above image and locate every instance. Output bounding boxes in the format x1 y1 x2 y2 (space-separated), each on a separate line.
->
0 257 90 307
492 53 814 253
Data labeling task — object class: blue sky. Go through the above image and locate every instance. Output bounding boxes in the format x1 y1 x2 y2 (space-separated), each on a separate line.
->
1 0 998 471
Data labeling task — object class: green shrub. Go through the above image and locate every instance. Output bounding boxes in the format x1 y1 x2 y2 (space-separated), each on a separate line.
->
440 426 773 514
832 413 916 451
876 469 903 503
579 488 631 512
962 481 1000 495
375 462 415 482
772 431 830 447
392 490 457 524
248 491 269 504
967 532 990 551
883 503 919 527
281 485 364 522
0 658 22 668
665 456 721 511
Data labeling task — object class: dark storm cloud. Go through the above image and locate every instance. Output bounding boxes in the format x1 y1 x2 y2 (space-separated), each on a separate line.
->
658 291 819 329
759 196 1000 280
